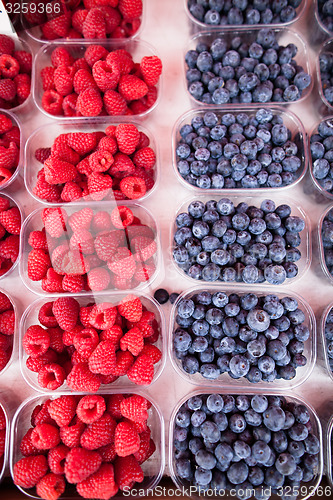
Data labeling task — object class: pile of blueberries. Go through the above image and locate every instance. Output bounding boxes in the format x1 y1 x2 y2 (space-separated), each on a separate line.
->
176 108 303 189
310 118 333 196
185 28 311 104
321 208 333 277
319 51 333 106
173 290 309 382
172 198 305 285
324 304 333 374
317 0 333 33
174 394 320 497
188 0 303 26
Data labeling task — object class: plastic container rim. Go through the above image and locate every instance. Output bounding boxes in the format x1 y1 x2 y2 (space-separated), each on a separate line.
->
0 192 24 281
0 109 23 191
0 286 18 379
317 204 333 285
308 116 333 201
0 401 9 485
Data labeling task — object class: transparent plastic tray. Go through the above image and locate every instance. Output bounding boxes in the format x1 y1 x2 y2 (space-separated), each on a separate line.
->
19 293 166 393
169 285 316 390
0 400 8 484
0 288 17 379
24 120 159 205
314 0 333 40
327 413 333 488
317 204 333 285
0 192 23 281
169 389 323 500
308 117 333 201
183 28 312 108
10 391 165 499
171 193 311 286
316 39 333 115
172 106 307 194
19 202 161 296
319 301 333 383
32 39 162 122
0 109 22 191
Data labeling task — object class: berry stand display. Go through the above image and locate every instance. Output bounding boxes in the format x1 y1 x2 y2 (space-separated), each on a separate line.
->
2 0 333 499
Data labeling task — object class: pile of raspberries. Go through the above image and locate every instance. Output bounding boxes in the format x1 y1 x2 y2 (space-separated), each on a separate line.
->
23 295 162 391
0 290 15 373
33 123 156 203
40 45 162 117
0 113 20 187
13 393 156 499
0 195 21 278
23 0 143 40
26 205 158 293
0 403 5 472
0 34 32 109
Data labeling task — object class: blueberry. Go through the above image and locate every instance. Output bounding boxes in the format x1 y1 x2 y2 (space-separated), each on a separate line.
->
275 452 297 476
263 405 286 431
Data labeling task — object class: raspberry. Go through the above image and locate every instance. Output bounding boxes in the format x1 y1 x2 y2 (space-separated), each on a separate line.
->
118 0 142 19
23 325 51 358
84 45 109 67
108 248 136 279
120 327 143 356
73 69 97 94
115 123 140 154
34 177 62 203
87 267 110 291
0 141 18 169
118 74 148 101
0 35 14 56
0 54 19 78
20 428 41 457
141 344 162 363
134 261 156 282
120 395 148 423
0 234 19 264
127 354 154 385
44 157 77 185
97 136 118 156
61 182 83 202
88 340 116 375
53 65 74 96
100 5 122 33
36 473 66 500
92 211 111 232
70 229 94 254
15 73 31 103
48 444 70 474
111 205 134 229
68 207 93 232
4 125 20 146
73 328 99 358
13 455 49 489
31 400 54 426
0 309 14 335
89 303 117 329
106 50 134 75
76 87 103 117
64 447 102 484
106 394 124 419
100 324 123 345
45 13 72 38
76 395 106 424
131 236 157 262
67 362 101 392
0 196 10 212
80 413 116 450
41 67 55 91
88 172 113 200
66 132 97 155
89 149 114 172
0 291 12 313
35 147 52 164
31 423 60 450
0 349 9 372
48 327 65 353
52 297 79 331
76 463 118 500
92 60 120 92
103 89 127 115
42 207 68 238
42 268 64 294
0 167 12 185
0 79 16 101
82 7 107 38
133 146 156 170
114 455 144 490
120 176 146 199
94 230 124 260
48 396 77 427
140 56 162 86
26 350 58 373
0 113 13 134
110 152 135 178
38 363 66 390
13 50 32 74
111 350 134 376
60 417 85 448
114 420 140 457
38 302 57 328
62 274 85 293
118 295 142 322
42 90 64 116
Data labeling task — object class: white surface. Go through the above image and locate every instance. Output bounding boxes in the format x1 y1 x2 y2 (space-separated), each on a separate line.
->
1 0 333 480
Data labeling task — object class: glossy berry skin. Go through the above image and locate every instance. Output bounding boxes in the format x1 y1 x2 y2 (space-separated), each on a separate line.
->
310 118 333 196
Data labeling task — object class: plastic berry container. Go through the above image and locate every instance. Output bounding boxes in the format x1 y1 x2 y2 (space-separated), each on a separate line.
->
20 1 145 44
0 288 17 378
308 117 333 201
316 39 333 115
19 202 161 296
19 293 166 393
184 0 307 32
0 109 22 190
184 28 312 108
314 0 333 40
169 286 316 390
0 401 8 484
10 391 165 499
0 192 23 281
169 390 323 500
326 413 333 488
319 301 333 383
317 205 333 285
33 39 162 122
172 106 307 194
171 194 311 287
24 120 159 205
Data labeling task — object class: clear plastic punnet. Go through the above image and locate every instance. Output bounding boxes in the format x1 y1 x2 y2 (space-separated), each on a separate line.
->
316 39 333 115
314 0 333 40
0 400 8 484
20 202 161 296
33 39 162 122
19 293 165 393
10 391 165 498
183 29 312 108
318 205 333 285
169 286 316 390
327 413 333 488
0 110 22 191
0 192 23 281
169 390 323 500
308 117 333 201
0 288 17 378
172 107 307 193
319 301 333 383
24 120 159 205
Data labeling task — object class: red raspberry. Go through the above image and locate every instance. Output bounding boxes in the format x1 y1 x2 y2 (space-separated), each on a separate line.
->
89 303 117 329
94 230 123 261
70 229 94 255
88 340 116 375
141 344 161 363
134 430 155 464
26 350 58 373
98 442 116 463
51 136 80 163
0 206 20 235
89 149 114 173
88 171 113 200
0 309 14 335
67 362 101 392
34 177 62 203
0 54 19 78
80 413 116 450
42 268 64 294
140 56 162 86
108 248 136 279
76 463 118 500
59 416 85 448
13 50 32 74
120 395 148 423
76 395 106 424
0 79 16 102
53 65 74 96
0 141 18 169
127 354 154 385
0 196 9 212
38 302 57 328
97 136 117 155
67 132 97 155
73 68 97 94
36 472 66 500
120 176 146 199
133 146 156 170
48 444 70 475
52 297 79 331
64 447 102 484
45 13 72 38
120 327 143 356
42 207 68 238
41 67 55 91
31 400 54 426
35 147 52 164
0 113 13 134
114 420 140 457
15 73 31 104
91 211 111 232
48 327 64 353
106 50 134 75
68 207 93 232
62 274 85 293
38 363 66 390
73 328 99 358
84 45 109 67
82 7 107 38
13 455 49 489
106 394 124 419
31 423 60 450
23 325 51 358
87 267 110 292
118 0 142 18
111 350 134 376
0 35 14 56
92 60 120 92
79 305 94 328
76 87 103 117
115 123 140 154
118 295 142 322
4 125 20 146
44 157 77 185
20 428 41 457
110 205 134 229
110 152 135 178
114 454 144 490
60 181 83 202
0 234 19 264
131 236 157 262
0 291 12 313
118 74 148 101
48 395 77 427
71 9 88 33
42 90 63 116
103 89 127 115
